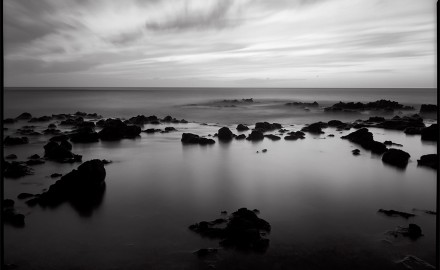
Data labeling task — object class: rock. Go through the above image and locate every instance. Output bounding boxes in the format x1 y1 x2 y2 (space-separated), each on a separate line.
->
327 120 344 127
284 131 305 140
382 149 411 168
235 134 246 140
189 208 271 252
396 255 435 270
5 154 17 160
420 104 437 113
33 160 106 216
352 149 360 155
44 129 62 135
69 127 99 143
376 115 425 131
378 209 415 219
51 173 63 178
3 199 15 207
246 130 264 141
143 128 162 133
26 159 45 166
181 133 215 145
341 128 388 154
218 127 234 141
4 118 16 124
164 127 177 132
127 115 158 125
48 123 57 129
98 119 141 140
264 134 281 141
15 112 32 120
44 141 81 163
236 124 250 131
328 134 335 137
285 101 319 107
28 154 40 159
421 124 438 141
404 127 423 135
3 161 33 178
17 193 34 199
417 154 437 170
2 200 25 227
383 141 403 147
367 116 385 122
325 100 414 112
262 149 267 153
301 122 327 134
254 122 282 132
50 135 70 142
101 159 112 165
60 117 84 126
3 136 29 146
402 224 423 239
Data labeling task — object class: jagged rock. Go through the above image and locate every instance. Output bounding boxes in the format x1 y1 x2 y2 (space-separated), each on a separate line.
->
420 104 437 113
44 141 81 163
32 160 106 216
189 208 271 252
236 124 249 131
246 130 264 141
301 122 327 134
254 122 282 132
378 209 415 219
98 119 141 140
218 127 234 141
421 124 438 141
382 149 410 168
341 128 387 154
417 154 437 170
3 136 29 146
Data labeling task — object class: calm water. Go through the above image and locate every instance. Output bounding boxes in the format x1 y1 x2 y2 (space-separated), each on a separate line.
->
3 88 438 269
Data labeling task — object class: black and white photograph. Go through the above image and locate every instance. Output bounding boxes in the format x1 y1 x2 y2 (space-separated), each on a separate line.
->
2 0 438 269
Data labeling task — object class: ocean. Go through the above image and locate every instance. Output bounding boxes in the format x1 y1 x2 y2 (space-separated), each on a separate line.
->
3 88 437 269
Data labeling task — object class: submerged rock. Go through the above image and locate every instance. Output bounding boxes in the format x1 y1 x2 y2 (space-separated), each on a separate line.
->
3 136 29 146
181 133 215 145
254 122 282 132
301 122 327 134
32 160 106 216
378 209 415 219
284 131 305 140
417 154 437 170
382 149 410 168
341 128 387 154
189 208 271 252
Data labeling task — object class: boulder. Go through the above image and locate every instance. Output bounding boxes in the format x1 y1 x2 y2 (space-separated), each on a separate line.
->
341 128 387 154
382 149 410 168
417 154 437 170
284 131 305 140
235 134 246 140
15 112 32 120
17 193 34 200
404 127 422 135
218 127 234 141
2 202 25 227
236 124 249 131
246 130 264 141
254 122 282 132
352 149 360 155
264 134 281 141
98 119 141 140
181 133 215 145
69 127 99 143
3 136 29 146
3 161 33 178
5 154 17 160
44 141 81 163
420 104 437 113
301 122 327 134
29 116 52 122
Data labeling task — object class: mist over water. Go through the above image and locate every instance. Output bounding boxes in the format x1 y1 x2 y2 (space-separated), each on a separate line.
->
3 88 437 269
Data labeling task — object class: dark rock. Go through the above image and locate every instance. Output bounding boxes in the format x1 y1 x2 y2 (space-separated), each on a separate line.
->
327 120 344 127
301 122 327 134
44 141 81 163
3 208 25 227
51 173 63 178
420 104 437 113
98 119 141 140
3 136 29 146
101 159 112 165
285 101 319 107
352 149 360 155
236 124 249 131
218 127 234 141
50 135 70 142
378 209 415 219
26 159 45 166
383 141 403 147
60 117 84 126
341 128 388 154
60 140 73 151
16 112 32 120
43 128 61 135
235 134 246 140
404 127 423 135
127 115 158 125
69 127 99 143
189 208 271 252
75 121 95 129
367 116 385 122
325 100 414 112
417 154 437 170
246 130 264 141
3 199 15 207
28 154 41 159
4 118 16 124
33 160 106 216
3 161 33 178
262 149 267 153
421 124 438 141
382 149 410 168
5 154 17 160
254 122 282 132
143 128 162 134
221 211 228 214
17 193 34 199
164 127 177 132
328 134 335 137
181 133 215 145
264 134 281 141
284 131 305 140
48 123 57 129
376 115 425 131
400 224 423 239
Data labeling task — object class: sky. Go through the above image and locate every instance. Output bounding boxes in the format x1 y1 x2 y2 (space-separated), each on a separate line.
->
3 0 437 88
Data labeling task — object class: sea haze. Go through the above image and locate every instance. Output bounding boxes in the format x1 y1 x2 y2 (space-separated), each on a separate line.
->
3 88 437 270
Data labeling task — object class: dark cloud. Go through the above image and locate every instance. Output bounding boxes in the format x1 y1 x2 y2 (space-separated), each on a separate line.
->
145 0 238 31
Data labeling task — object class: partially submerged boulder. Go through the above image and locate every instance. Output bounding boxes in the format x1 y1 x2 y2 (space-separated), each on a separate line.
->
301 122 328 134
218 127 234 141
2 200 25 227
69 127 99 143
254 122 282 132
236 124 249 131
181 133 215 145
420 104 437 113
284 131 305 140
44 141 82 163
417 154 437 170
264 134 281 141
246 130 264 141
98 119 141 140
341 128 387 154
382 149 410 169
15 112 32 120
189 208 271 252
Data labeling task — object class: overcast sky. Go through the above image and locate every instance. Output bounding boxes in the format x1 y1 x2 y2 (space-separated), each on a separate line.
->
3 0 437 88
